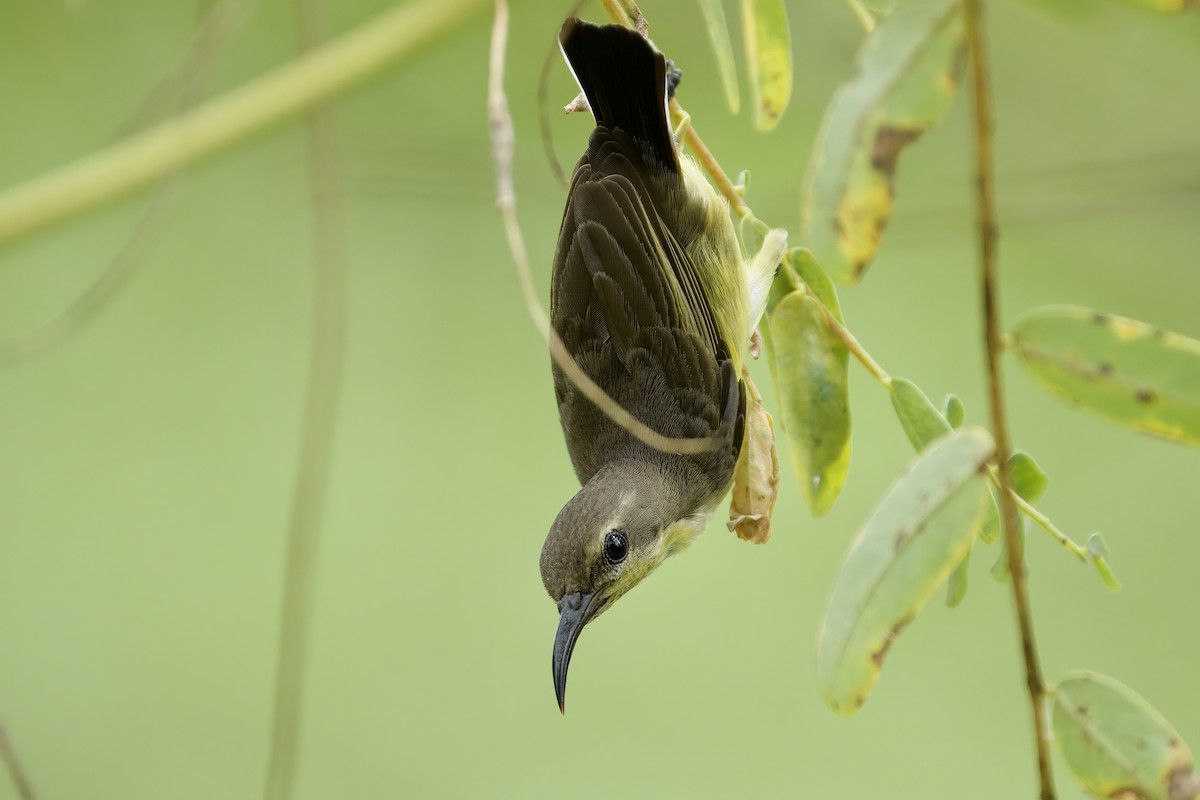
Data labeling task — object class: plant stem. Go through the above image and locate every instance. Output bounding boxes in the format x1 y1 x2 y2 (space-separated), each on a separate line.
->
985 471 1088 561
488 0 717 456
261 2 347 799
847 0 877 32
0 0 485 249
0 713 35 800
671 104 752 220
814 293 891 386
963 2 1056 798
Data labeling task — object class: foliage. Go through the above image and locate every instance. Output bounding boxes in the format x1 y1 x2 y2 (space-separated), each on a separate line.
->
697 1 1197 798
0 1 1195 798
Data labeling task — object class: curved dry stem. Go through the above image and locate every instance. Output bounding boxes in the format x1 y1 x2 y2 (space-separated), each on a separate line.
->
536 0 587 188
0 182 177 366
117 0 259 138
489 0 718 456
964 1 1057 798
537 34 569 188
847 0 877 33
0 713 35 800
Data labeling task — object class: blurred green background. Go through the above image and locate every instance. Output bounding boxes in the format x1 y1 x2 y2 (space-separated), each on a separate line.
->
1 1 1198 798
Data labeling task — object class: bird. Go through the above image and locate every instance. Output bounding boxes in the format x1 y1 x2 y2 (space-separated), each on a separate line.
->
540 17 786 713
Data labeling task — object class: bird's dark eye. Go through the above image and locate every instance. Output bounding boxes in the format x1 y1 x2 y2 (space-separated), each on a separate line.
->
603 530 628 564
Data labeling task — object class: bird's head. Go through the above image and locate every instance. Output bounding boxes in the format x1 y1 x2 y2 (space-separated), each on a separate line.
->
539 460 710 712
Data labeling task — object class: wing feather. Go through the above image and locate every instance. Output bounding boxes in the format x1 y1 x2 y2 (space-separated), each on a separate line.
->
550 129 743 491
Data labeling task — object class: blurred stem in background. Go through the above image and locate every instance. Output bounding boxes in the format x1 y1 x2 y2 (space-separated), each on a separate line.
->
963 1 1056 798
0 712 36 800
0 0 487 249
0 0 256 366
260 1 347 799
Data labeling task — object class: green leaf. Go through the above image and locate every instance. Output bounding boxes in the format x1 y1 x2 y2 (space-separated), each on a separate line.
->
698 0 741 114
943 393 964 428
1054 672 1199 800
742 0 792 131
788 248 842 319
817 427 993 715
765 286 851 516
889 378 1000 544
1008 450 1048 503
945 547 969 608
1088 533 1122 591
890 377 952 449
1011 305 1200 446
802 0 965 283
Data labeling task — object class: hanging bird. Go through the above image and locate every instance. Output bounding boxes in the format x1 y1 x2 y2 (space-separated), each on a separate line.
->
540 18 786 712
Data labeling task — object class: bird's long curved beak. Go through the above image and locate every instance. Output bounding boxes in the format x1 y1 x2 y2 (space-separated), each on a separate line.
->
552 591 602 714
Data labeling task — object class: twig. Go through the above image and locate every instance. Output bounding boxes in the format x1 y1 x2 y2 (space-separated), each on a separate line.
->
261 1 346 798
776 265 891 386
847 0 877 33
963 2 1056 798
536 0 588 189
671 104 752 220
487 0 717 455
0 713 36 800
116 0 258 138
0 0 486 249
985 471 1088 561
813 295 891 386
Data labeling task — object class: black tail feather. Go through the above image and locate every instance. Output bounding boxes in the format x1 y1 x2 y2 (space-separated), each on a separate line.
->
559 18 678 172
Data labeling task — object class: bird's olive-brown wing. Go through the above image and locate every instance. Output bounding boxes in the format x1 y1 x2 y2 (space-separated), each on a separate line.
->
550 129 743 490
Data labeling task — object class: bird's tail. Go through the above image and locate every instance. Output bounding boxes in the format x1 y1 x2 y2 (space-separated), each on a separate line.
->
558 18 679 173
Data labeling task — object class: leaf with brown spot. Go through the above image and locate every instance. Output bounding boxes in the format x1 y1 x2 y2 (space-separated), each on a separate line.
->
802 0 965 284
1054 672 1198 800
816 428 993 715
1011 305 1200 446
741 0 791 131
727 368 780 543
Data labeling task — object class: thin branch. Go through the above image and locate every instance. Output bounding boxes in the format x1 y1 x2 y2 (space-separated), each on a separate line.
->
814 298 891 386
847 0 877 33
536 0 588 189
0 713 36 800
985 470 1088 561
488 0 718 455
261 1 347 798
671 103 752 220
0 0 486 249
963 2 1056 799
777 265 891 386
116 0 258 138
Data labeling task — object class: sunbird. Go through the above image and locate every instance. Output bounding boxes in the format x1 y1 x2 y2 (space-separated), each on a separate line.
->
539 18 786 712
